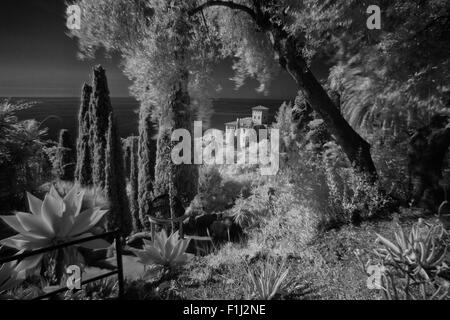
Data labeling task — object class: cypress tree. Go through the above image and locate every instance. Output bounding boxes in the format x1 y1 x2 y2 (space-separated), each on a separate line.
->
153 124 172 198
122 137 133 179
153 13 199 210
153 78 199 208
75 83 93 186
129 136 141 231
90 65 113 189
138 107 154 228
55 129 76 181
104 113 133 236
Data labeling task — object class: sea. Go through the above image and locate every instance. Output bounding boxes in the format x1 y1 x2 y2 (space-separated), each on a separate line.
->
11 97 292 140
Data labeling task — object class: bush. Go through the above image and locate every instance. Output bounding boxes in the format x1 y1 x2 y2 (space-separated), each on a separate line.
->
192 165 252 214
325 163 389 223
245 257 290 300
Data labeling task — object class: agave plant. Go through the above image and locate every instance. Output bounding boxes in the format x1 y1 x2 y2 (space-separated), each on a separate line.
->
0 185 110 277
246 258 290 300
375 219 447 280
131 230 191 274
43 181 109 211
0 262 23 299
369 219 450 299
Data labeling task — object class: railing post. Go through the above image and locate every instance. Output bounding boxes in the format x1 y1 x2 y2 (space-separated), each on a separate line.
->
115 230 125 299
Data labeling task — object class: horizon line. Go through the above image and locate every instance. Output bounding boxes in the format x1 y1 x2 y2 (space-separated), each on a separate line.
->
1 96 295 101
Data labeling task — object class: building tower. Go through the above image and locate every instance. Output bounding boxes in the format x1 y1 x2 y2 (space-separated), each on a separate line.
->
252 106 269 126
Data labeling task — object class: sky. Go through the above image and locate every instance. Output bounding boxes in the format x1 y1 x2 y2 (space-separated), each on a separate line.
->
0 0 300 99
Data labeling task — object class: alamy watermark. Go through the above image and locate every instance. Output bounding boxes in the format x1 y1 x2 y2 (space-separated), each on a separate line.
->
66 265 81 290
366 264 386 290
366 5 381 30
171 121 280 176
65 4 382 31
66 5 81 30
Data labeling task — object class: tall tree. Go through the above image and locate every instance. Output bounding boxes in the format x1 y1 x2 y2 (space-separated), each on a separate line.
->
75 83 93 186
153 124 172 198
138 107 155 228
128 136 141 231
104 113 133 236
55 129 76 181
90 65 113 189
123 138 132 179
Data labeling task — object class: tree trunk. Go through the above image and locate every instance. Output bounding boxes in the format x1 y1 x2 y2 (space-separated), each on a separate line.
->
269 32 377 178
408 115 450 211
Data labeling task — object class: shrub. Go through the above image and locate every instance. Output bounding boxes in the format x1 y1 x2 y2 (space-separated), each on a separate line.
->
64 278 118 300
193 165 252 214
255 207 319 256
326 164 389 222
370 130 410 202
322 141 389 223
246 257 291 300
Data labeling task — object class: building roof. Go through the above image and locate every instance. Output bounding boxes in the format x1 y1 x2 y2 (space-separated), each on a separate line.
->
225 117 254 128
252 106 269 111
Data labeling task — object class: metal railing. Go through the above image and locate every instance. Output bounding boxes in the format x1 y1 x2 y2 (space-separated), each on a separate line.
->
0 229 124 300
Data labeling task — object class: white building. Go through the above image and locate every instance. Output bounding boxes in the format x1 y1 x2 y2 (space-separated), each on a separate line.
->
224 106 270 147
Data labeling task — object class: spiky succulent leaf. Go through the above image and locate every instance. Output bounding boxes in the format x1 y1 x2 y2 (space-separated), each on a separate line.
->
0 262 22 293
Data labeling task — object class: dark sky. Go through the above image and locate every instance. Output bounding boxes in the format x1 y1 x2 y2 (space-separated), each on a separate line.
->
0 0 300 99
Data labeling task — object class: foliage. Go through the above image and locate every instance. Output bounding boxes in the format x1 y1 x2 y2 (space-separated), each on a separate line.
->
137 107 154 230
54 129 76 181
0 100 53 210
127 136 141 231
131 230 192 273
153 127 173 198
273 97 389 227
255 207 319 256
40 180 109 212
104 114 133 236
273 101 297 153
358 219 450 300
230 190 270 230
0 262 23 298
246 257 290 300
64 278 118 300
191 165 252 215
90 66 113 189
0 185 110 278
324 153 390 222
71 0 215 125
327 0 450 137
75 84 93 186
370 130 410 202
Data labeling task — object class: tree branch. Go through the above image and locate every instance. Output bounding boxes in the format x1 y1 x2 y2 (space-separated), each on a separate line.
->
189 1 257 21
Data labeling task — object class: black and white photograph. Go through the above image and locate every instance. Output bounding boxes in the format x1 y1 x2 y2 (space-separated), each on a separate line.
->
0 0 450 308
